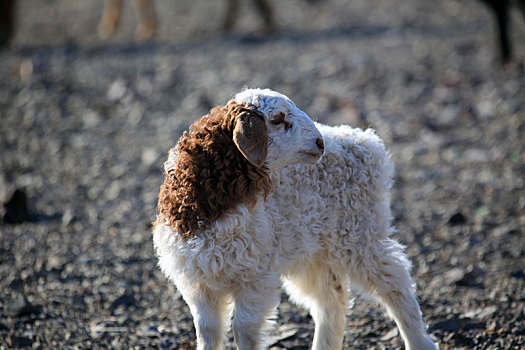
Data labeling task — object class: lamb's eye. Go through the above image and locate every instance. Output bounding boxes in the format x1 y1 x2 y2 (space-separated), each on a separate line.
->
271 112 286 126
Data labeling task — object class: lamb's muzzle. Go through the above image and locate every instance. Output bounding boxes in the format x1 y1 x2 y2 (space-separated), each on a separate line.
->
304 137 324 159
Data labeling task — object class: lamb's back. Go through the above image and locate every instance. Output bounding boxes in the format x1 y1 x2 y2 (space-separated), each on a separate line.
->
268 124 395 249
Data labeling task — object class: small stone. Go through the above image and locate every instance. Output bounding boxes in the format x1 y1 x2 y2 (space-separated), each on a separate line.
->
465 148 489 163
142 148 160 167
511 326 525 335
268 324 299 346
5 294 26 317
454 265 485 288
444 267 465 285
464 305 498 320
486 320 498 332
19 58 34 81
380 327 399 341
107 79 128 102
476 100 495 118
83 110 101 128
61 208 75 226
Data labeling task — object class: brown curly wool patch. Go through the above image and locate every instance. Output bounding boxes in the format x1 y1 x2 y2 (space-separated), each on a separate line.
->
155 102 272 239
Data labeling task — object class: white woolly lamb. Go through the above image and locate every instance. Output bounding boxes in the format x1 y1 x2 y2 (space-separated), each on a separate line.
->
153 88 437 350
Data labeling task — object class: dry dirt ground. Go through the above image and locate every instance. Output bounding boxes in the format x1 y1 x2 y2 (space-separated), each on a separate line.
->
1 0 524 349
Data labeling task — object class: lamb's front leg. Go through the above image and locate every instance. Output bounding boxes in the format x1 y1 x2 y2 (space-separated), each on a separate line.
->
182 284 231 350
232 278 281 350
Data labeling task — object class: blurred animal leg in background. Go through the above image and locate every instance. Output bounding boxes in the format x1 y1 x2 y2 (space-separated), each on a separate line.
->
133 0 155 41
98 0 121 38
98 0 155 41
252 0 276 32
519 0 525 19
0 0 16 48
480 0 512 63
517 0 525 29
223 0 239 31
223 0 276 32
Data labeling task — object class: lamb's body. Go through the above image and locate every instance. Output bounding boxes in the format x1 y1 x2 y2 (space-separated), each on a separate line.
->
155 124 389 284
270 124 394 265
154 89 436 350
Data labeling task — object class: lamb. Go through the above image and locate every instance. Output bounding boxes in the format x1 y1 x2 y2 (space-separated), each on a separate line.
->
153 88 437 350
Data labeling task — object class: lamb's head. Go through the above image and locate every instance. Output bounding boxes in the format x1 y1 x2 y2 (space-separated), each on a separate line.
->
233 88 324 170
157 89 323 238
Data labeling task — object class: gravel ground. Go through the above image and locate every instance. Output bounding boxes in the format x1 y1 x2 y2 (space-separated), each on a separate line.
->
1 0 525 349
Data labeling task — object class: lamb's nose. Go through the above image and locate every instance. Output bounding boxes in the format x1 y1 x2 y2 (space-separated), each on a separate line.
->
316 138 324 152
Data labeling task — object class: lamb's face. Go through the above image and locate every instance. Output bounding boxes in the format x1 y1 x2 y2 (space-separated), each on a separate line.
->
233 89 324 170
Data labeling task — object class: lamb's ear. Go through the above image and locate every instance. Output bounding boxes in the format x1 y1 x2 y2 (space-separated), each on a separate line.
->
233 110 268 168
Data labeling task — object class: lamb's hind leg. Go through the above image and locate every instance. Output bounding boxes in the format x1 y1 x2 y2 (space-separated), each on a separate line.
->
283 263 348 350
349 239 437 350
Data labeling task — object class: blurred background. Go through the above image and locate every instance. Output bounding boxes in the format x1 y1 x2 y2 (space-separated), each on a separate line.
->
1 0 524 348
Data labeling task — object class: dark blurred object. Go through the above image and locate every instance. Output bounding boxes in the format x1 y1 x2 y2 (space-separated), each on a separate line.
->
3 188 30 224
0 0 16 48
448 212 467 226
223 0 276 32
177 342 195 350
511 269 525 279
479 0 525 63
99 0 156 41
109 294 136 313
8 335 33 348
223 0 322 33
